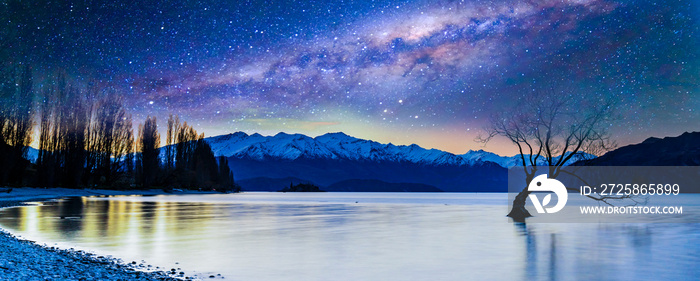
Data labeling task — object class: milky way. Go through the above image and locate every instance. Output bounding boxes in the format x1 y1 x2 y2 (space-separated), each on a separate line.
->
4 0 699 154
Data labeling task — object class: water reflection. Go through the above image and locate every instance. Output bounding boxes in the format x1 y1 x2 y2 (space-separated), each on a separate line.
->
0 193 697 280
516 221 700 281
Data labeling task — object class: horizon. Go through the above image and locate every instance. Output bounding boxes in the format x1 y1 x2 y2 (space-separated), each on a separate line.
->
185 127 700 156
29 126 696 157
26 128 697 158
166 128 700 157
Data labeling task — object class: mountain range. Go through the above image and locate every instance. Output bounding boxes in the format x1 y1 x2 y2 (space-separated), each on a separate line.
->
23 130 698 192
205 131 587 169
203 131 588 192
205 131 700 192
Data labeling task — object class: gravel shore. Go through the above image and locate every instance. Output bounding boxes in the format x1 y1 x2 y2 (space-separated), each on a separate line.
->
0 188 218 280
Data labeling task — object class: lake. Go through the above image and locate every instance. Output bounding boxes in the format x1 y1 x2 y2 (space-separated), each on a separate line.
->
0 192 698 280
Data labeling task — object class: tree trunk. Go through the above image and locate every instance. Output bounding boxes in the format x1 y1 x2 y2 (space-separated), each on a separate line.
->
507 188 532 222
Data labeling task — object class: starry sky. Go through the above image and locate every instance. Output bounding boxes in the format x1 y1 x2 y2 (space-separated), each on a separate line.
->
3 0 699 155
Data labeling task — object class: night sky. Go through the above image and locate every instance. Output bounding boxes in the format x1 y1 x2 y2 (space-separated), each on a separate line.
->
4 0 699 155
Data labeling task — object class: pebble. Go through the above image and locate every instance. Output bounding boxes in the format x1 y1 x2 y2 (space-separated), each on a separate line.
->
0 190 230 280
0 199 188 281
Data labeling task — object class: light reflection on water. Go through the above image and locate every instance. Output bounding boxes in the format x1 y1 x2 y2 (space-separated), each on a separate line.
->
0 193 698 280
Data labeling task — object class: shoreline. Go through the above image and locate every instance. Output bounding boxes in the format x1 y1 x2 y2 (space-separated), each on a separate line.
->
0 187 221 280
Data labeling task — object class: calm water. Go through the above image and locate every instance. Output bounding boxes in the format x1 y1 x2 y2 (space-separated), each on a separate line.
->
0 193 699 280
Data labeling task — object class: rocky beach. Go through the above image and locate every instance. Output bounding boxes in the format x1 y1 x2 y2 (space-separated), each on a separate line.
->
0 188 218 280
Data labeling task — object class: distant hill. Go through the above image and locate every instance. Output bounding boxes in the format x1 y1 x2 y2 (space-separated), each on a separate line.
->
237 177 443 192
226 157 505 192
460 149 594 168
278 183 324 192
575 132 700 166
326 179 442 192
236 177 317 191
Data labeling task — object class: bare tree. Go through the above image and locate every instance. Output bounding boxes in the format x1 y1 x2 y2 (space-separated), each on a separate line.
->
138 116 160 188
162 115 235 191
0 64 34 185
175 120 202 172
61 86 89 188
479 88 619 221
35 75 89 188
165 114 180 172
85 90 135 186
37 79 59 187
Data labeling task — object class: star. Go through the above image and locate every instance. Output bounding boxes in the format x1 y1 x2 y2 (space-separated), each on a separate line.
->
2 0 697 155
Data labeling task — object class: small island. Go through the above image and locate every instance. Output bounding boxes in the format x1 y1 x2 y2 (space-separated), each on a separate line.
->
278 183 325 192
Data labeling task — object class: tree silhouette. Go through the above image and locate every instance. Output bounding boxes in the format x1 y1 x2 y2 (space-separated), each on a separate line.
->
137 116 160 188
87 90 134 186
165 114 180 173
0 66 233 190
61 86 89 188
0 64 34 185
160 116 238 191
479 88 618 221
218 156 236 191
37 80 58 187
35 76 89 188
36 75 71 187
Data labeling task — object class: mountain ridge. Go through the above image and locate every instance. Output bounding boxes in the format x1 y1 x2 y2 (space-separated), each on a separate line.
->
201 131 590 192
574 131 700 166
204 131 589 169
202 131 509 192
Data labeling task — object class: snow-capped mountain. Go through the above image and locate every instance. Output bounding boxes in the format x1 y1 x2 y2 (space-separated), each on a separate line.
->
22 131 593 170
195 132 507 192
205 131 592 168
206 132 490 167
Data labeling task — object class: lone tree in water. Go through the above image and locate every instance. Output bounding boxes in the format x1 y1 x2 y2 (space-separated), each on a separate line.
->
479 87 617 221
